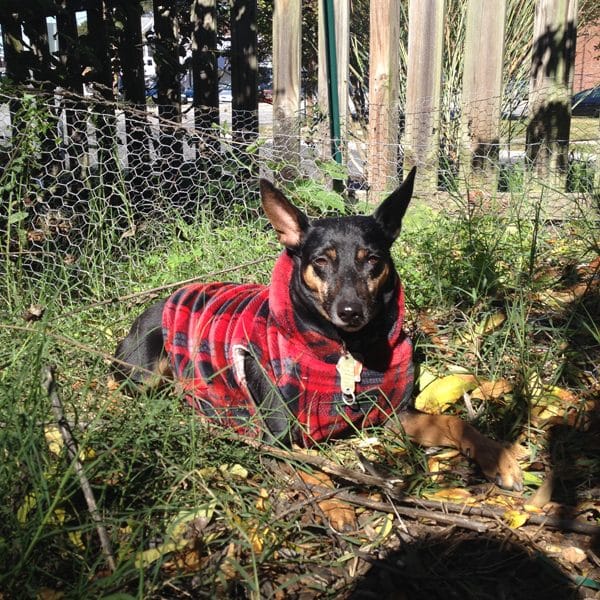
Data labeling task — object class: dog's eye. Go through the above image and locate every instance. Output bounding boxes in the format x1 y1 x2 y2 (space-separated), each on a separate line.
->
367 255 381 266
312 256 329 269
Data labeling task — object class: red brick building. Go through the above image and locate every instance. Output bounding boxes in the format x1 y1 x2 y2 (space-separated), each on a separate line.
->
574 22 600 92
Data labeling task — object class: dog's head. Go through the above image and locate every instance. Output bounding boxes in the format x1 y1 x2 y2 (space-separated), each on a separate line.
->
260 168 416 333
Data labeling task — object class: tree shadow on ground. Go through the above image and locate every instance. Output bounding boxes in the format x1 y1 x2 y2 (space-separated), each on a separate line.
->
349 530 582 600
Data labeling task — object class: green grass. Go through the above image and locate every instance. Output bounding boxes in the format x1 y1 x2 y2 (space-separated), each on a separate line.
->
1 162 599 597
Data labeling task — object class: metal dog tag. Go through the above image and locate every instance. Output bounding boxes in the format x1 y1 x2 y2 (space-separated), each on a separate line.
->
337 353 363 405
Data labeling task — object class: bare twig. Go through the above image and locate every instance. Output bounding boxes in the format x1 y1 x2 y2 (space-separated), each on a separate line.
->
299 484 489 533
52 254 278 322
238 435 600 537
41 365 116 573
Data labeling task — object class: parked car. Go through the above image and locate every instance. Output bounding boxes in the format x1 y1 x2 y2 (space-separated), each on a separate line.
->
258 83 273 104
572 86 600 117
218 84 233 103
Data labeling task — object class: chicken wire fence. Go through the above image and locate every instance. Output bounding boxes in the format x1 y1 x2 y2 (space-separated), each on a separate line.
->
1 88 599 309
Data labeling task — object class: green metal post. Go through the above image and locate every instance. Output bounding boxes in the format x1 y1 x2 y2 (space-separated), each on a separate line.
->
323 0 342 164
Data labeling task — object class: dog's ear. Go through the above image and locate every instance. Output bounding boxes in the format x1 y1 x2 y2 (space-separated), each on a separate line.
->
260 179 309 248
372 166 416 241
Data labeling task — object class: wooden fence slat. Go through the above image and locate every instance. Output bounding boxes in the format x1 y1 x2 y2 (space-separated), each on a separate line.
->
191 0 219 148
403 0 445 193
459 0 507 189
367 0 401 197
526 0 578 185
231 0 258 151
273 0 301 178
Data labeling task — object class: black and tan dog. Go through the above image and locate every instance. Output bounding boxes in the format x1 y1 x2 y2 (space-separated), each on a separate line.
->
114 168 522 491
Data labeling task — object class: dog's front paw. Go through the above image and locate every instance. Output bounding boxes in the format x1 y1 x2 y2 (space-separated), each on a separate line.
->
476 441 523 491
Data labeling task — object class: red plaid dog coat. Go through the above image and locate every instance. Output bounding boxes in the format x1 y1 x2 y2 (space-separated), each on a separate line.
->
162 251 414 446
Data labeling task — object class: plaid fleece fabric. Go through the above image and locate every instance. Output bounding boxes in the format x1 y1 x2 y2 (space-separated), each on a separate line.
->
162 250 414 446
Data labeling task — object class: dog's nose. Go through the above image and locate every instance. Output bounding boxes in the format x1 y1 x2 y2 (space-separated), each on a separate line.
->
337 302 364 325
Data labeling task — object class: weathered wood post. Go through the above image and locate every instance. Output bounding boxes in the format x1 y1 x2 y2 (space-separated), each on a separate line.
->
367 0 401 197
1 12 28 145
86 0 117 173
231 0 258 154
191 0 219 156
403 0 445 193
56 0 89 172
459 0 506 190
526 0 578 186
152 1 183 178
113 1 151 173
273 0 302 179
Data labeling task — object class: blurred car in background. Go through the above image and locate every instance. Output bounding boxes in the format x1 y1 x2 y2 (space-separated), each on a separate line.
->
572 86 600 117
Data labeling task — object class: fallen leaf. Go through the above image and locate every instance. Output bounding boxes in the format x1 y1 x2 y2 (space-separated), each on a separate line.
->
417 366 438 392
219 463 248 479
423 487 474 503
220 542 238 581
471 379 513 401
415 374 478 413
504 509 529 529
17 493 37 524
561 546 586 564
23 304 45 322
44 425 63 456
36 588 64 600
255 488 269 511
475 311 506 336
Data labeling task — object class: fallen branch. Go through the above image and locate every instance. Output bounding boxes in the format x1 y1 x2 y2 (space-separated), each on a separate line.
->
297 484 489 533
41 365 116 573
239 435 600 537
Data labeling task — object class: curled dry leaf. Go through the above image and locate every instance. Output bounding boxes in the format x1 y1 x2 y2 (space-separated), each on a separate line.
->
562 546 587 564
22 304 45 322
471 379 513 401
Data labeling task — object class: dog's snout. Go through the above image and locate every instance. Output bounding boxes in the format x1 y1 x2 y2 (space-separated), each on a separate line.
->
337 301 364 325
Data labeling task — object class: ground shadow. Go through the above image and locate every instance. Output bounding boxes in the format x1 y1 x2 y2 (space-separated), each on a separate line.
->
349 530 582 600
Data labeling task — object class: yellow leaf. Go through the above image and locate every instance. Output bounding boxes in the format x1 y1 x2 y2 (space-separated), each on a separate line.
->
504 509 529 529
219 463 248 479
475 311 506 336
135 541 182 569
17 493 37 524
255 488 269 511
415 374 478 413
44 425 63 456
417 366 438 391
247 522 270 553
374 513 394 540
68 530 85 550
423 488 474 503
167 501 216 542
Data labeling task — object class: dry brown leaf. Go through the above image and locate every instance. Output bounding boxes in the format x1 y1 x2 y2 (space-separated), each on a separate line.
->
298 471 356 531
561 546 587 564
471 379 513 401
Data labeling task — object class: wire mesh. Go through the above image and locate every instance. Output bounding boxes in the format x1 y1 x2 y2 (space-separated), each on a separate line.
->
0 87 598 309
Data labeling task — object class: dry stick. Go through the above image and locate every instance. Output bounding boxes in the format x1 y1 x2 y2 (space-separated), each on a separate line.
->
239 436 600 537
52 255 278 322
41 365 117 573
294 483 488 534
